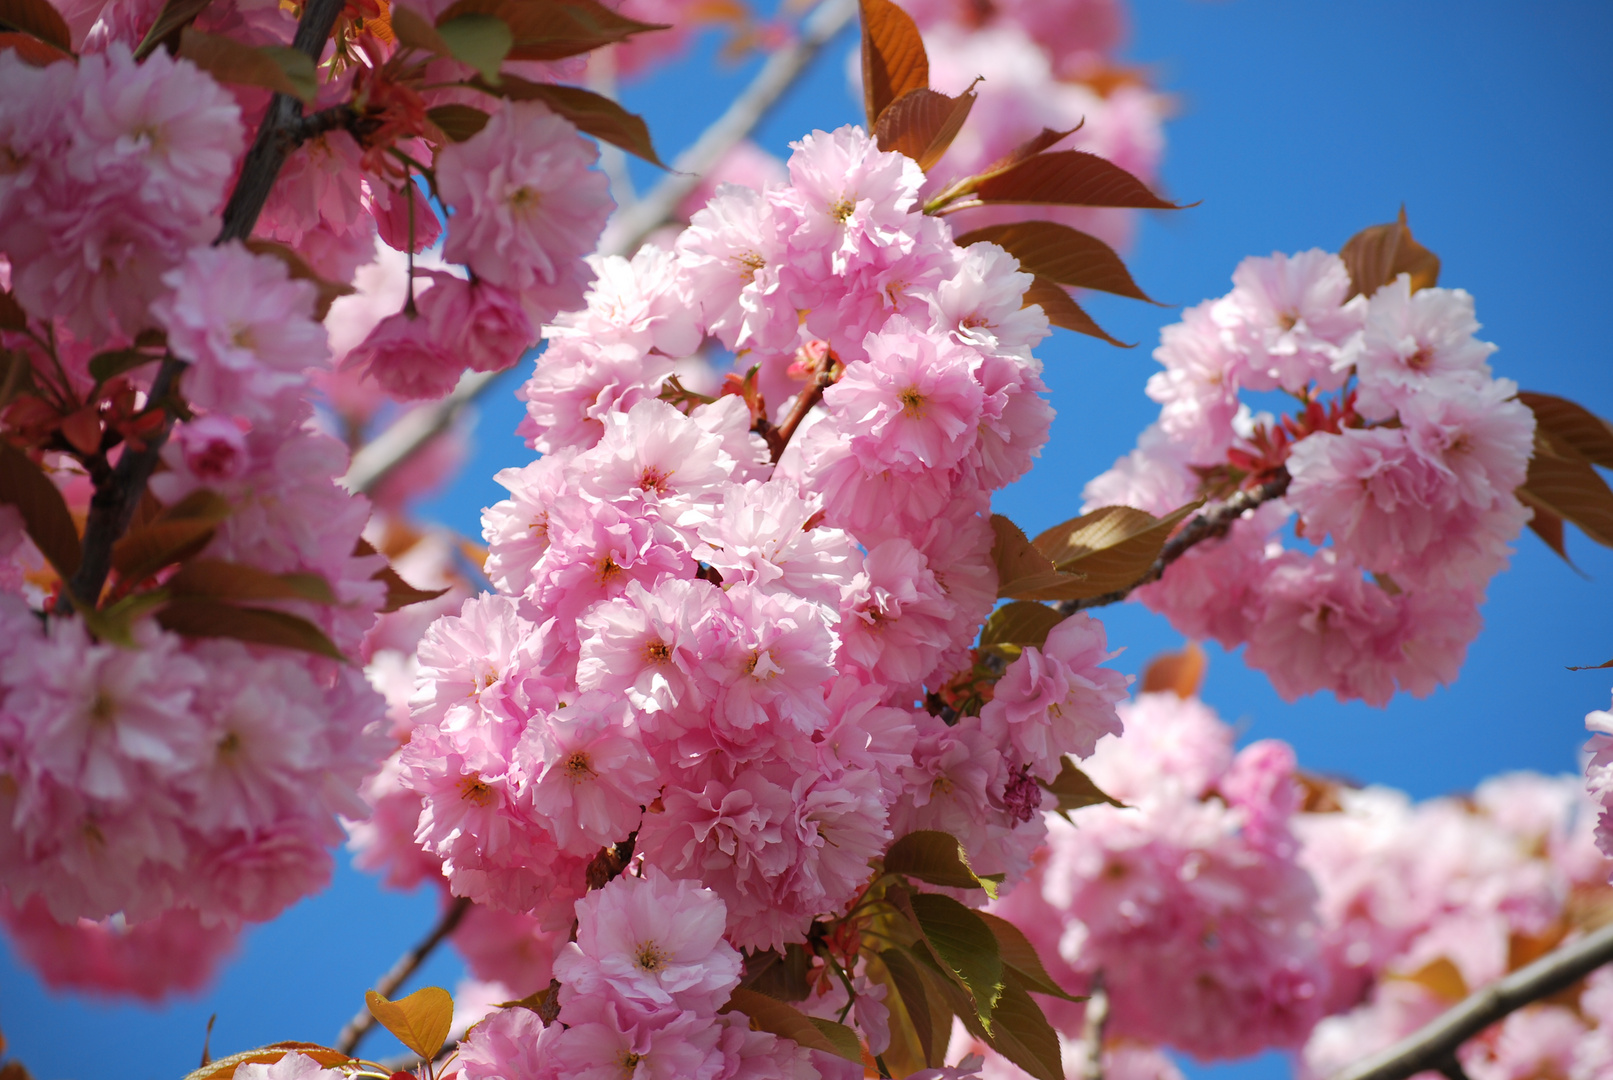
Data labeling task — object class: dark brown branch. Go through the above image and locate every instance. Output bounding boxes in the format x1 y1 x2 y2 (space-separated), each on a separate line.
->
1330 921 1613 1080
1057 469 1292 615
60 0 347 610
335 895 473 1056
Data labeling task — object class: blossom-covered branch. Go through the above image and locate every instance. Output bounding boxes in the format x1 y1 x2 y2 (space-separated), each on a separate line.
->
1330 922 1613 1080
334 895 472 1056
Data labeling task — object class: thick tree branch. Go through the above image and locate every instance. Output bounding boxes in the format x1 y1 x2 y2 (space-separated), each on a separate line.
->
1330 921 1613 1080
335 895 473 1056
341 0 860 496
1057 469 1292 615
61 0 347 610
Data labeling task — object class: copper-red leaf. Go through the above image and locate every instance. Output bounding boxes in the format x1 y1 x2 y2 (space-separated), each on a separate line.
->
873 84 975 171
957 221 1158 303
0 443 80 579
1339 207 1440 300
1518 391 1613 470
859 0 927 127
1021 276 1131 347
0 0 71 52
970 150 1184 210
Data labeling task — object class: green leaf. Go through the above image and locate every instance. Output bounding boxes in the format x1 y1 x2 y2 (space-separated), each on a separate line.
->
0 0 71 51
873 84 976 172
884 830 997 897
975 912 1082 1002
427 103 492 142
177 28 317 103
180 1043 353 1080
975 972 1064 1080
156 600 346 661
478 76 664 166
806 1017 863 1063
1021 276 1131 347
437 12 513 83
723 988 864 1062
859 0 928 127
1339 207 1439 300
978 601 1065 652
133 0 212 59
88 348 161 385
390 2 452 52
957 221 1159 303
167 559 336 604
903 891 1004 1027
1040 756 1124 821
365 987 455 1061
76 589 170 648
112 518 219 587
0 443 80 579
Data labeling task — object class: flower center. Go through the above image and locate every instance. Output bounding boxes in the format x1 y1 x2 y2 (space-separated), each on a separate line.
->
564 750 595 783
596 554 623 586
735 251 766 283
1407 344 1435 371
898 387 927 418
459 775 494 806
217 731 242 757
638 466 672 494
643 640 673 665
635 941 667 972
829 195 856 222
508 185 542 215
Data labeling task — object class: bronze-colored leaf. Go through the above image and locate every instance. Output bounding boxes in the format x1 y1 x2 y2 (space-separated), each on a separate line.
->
1339 207 1440 300
438 0 666 63
975 127 1080 183
1139 641 1207 699
178 28 317 103
180 1043 352 1080
1569 658 1613 672
957 222 1158 303
1039 756 1124 821
156 600 346 661
1020 277 1130 347
479 77 663 165
242 240 356 320
1518 391 1613 469
970 150 1185 210
0 443 81 579
133 0 212 58
991 514 1082 600
365 987 455 1061
872 84 976 171
859 0 927 127
1521 499 1573 566
167 559 336 604
871 948 940 1071
978 600 1065 652
0 29 68 63
0 0 71 51
1024 500 1202 600
426 102 492 142
739 944 813 1003
112 519 218 587
1389 956 1469 1004
0 290 27 331
1518 439 1613 550
723 989 864 1062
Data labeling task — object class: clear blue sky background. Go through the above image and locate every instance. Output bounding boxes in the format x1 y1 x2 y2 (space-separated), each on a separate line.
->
5 2 1612 1077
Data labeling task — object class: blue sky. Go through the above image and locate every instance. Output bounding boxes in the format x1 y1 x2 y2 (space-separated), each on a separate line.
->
4 2 1612 1077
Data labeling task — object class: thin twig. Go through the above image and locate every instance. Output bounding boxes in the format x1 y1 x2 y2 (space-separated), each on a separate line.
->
335 895 473 1056
1057 469 1292 615
1330 921 1613 1080
1079 971 1109 1080
340 0 860 496
60 0 348 610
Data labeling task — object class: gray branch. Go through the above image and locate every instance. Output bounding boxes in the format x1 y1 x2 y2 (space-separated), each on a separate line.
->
1057 469 1292 615
340 0 860 496
1330 922 1613 1080
1079 971 1109 1080
62 0 347 609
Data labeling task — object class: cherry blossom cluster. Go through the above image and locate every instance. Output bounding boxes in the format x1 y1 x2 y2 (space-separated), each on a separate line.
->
1087 252 1536 705
983 679 1613 1079
361 123 1130 1064
452 870 830 1080
0 0 631 980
